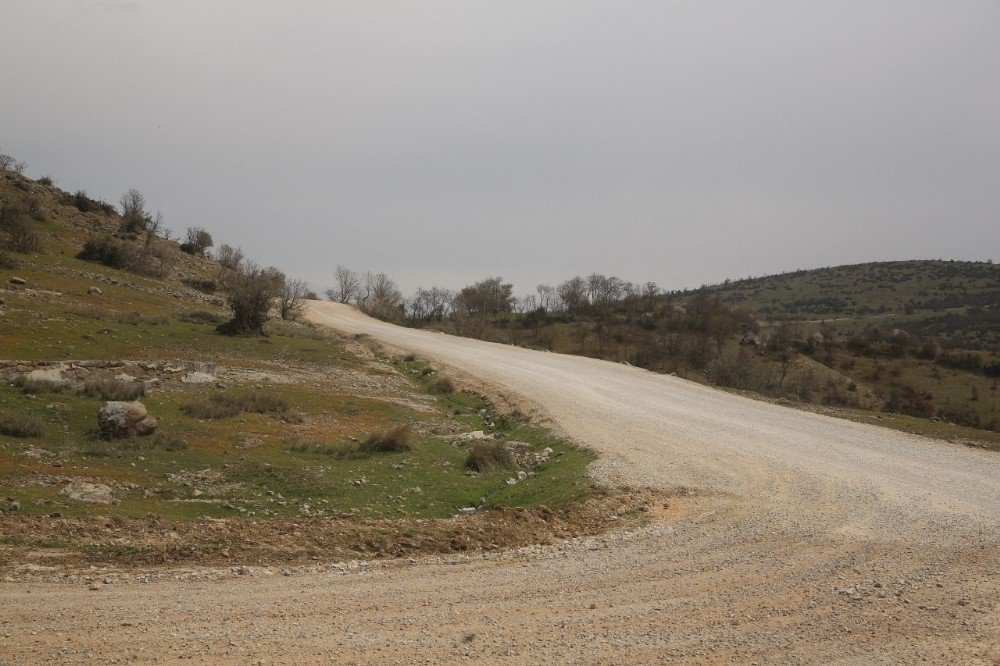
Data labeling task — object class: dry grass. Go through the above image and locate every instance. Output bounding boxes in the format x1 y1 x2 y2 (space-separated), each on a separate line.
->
13 375 68 394
0 410 44 438
465 441 514 472
428 377 455 394
181 390 292 420
360 425 413 453
77 379 145 401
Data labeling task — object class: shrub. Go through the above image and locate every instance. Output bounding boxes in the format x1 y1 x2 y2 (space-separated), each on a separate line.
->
0 201 41 253
37 175 53 186
77 379 145 401
72 190 96 213
149 432 188 451
217 262 282 336
360 425 413 453
180 227 213 255
181 278 217 294
181 390 291 419
0 410 44 437
179 310 224 324
465 441 514 472
428 377 455 394
78 233 136 269
13 375 68 394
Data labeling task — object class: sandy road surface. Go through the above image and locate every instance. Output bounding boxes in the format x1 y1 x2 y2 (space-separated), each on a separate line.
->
2 302 998 664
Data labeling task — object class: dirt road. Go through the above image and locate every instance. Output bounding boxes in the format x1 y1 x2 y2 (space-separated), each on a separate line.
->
2 302 997 664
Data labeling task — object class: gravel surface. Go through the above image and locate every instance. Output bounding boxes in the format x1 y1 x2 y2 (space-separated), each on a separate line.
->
1 302 997 664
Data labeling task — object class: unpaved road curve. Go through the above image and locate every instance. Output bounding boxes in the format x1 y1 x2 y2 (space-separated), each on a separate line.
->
3 303 998 664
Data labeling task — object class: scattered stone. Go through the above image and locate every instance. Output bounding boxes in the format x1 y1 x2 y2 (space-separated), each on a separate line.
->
9 276 27 285
87 286 103 296
457 507 477 516
455 431 493 442
181 371 217 384
506 477 518 486
60 481 114 504
97 400 157 439
8 500 19 512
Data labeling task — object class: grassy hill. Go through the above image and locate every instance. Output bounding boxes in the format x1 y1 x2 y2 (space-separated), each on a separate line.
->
687 260 1000 347
0 164 611 572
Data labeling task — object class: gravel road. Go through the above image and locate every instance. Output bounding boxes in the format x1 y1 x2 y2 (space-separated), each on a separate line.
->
2 302 997 664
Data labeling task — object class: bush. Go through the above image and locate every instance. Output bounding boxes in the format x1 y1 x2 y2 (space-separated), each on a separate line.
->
72 190 96 213
328 425 414 458
181 390 291 420
77 379 145 401
360 425 413 453
37 175 53 186
78 233 136 269
0 201 41 253
179 310 224 324
180 227 213 255
217 263 282 336
148 432 188 451
13 375 68 394
428 377 455 394
0 410 44 437
465 441 514 472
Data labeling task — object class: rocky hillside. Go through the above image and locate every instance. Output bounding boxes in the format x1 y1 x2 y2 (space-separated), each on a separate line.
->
0 163 604 576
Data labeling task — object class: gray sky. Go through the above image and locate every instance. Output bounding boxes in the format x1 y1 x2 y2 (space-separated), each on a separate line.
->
2 1 999 296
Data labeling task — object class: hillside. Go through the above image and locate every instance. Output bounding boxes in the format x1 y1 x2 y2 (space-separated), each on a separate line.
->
687 260 999 347
381 264 1000 448
0 165 612 573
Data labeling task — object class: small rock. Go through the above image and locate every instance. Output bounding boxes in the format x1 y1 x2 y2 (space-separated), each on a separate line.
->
8 501 19 512
87 287 103 296
457 507 477 516
506 477 517 486
9 276 27 285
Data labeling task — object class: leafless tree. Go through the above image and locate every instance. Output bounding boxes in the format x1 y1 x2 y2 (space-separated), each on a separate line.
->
409 286 452 321
557 276 588 312
331 265 361 303
215 243 244 282
359 271 403 319
536 284 562 312
278 277 309 320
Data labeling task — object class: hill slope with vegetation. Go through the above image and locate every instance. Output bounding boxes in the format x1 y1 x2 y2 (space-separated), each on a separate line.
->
0 157 615 574
331 260 999 449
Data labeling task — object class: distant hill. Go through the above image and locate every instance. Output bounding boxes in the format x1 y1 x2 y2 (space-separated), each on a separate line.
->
685 260 1000 348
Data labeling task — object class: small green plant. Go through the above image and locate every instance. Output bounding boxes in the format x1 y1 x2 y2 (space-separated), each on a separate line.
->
0 410 45 437
465 441 514 472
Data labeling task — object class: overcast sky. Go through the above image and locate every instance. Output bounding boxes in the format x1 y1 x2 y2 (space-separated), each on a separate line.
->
2 1 998 295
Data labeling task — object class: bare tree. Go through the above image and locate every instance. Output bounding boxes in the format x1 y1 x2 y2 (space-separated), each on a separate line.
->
332 265 361 303
360 271 403 319
536 284 561 312
409 286 453 321
215 243 244 282
557 276 588 312
278 277 309 320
